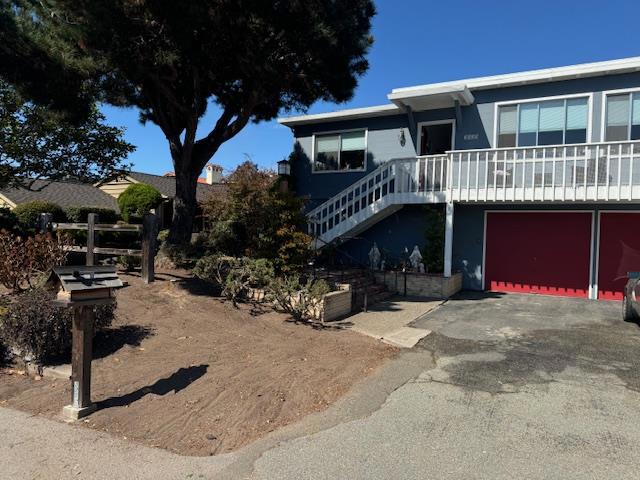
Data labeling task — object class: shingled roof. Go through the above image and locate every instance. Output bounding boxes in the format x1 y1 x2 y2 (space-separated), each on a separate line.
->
126 172 226 202
0 180 118 210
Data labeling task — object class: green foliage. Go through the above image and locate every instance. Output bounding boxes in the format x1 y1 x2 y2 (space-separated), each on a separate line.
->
0 80 133 191
201 162 312 271
267 276 331 323
0 231 69 292
13 201 66 232
117 255 140 272
194 255 275 305
0 1 374 243
422 206 445 274
0 287 115 365
65 206 120 224
0 207 17 232
117 183 163 222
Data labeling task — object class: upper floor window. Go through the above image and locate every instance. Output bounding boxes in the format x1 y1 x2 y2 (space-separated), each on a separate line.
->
314 130 366 172
604 92 640 141
497 97 589 148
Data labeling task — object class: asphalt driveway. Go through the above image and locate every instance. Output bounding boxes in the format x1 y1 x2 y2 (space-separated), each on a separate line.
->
248 292 640 479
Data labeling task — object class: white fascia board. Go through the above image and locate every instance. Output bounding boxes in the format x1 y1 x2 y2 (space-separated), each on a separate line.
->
278 104 402 127
0 192 17 209
390 56 640 96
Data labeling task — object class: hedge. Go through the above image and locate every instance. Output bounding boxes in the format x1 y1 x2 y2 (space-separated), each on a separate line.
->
117 183 163 222
13 201 66 232
65 206 120 224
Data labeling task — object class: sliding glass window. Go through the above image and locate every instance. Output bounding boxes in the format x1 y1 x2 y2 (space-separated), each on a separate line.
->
605 92 640 142
314 130 366 172
497 97 589 148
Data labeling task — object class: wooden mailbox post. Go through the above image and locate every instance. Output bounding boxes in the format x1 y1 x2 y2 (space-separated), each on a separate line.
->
50 266 123 420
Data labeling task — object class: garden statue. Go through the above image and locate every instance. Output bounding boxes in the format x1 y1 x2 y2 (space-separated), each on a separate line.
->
409 245 423 270
380 260 386 272
419 263 426 273
368 242 381 270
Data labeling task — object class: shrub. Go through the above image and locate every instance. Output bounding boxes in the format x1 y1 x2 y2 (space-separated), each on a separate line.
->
194 255 274 305
117 255 141 271
422 205 445 274
0 231 69 292
0 287 115 365
13 201 66 232
117 183 163 222
267 276 331 322
65 206 120 224
201 220 245 257
0 208 18 233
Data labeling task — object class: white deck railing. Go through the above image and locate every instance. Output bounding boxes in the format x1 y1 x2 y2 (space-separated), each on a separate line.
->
308 140 640 244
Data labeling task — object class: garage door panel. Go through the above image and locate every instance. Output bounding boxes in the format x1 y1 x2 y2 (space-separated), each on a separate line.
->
598 212 640 301
485 212 592 298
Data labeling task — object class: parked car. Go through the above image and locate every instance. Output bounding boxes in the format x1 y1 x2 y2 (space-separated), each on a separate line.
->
623 272 640 321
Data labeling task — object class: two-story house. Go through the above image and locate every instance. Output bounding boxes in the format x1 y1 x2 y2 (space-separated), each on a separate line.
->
279 56 640 301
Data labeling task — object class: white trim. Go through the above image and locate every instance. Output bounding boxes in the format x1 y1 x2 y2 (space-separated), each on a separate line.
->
392 56 640 95
278 104 401 126
281 57 640 127
492 93 594 147
481 209 595 297
416 119 456 155
594 209 640 300
311 128 368 174
0 192 17 209
600 87 640 142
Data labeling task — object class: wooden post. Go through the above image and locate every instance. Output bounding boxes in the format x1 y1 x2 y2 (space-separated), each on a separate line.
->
37 213 53 233
86 213 97 266
141 213 158 284
63 306 96 420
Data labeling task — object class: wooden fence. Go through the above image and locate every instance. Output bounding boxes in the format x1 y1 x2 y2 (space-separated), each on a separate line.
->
42 212 159 284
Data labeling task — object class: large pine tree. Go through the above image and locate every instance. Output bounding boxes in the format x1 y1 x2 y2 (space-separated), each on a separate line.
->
0 0 376 243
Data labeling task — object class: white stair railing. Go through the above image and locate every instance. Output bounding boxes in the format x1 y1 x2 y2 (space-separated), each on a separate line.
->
308 155 448 245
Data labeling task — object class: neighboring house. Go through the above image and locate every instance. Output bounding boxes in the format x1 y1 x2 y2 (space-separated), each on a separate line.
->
0 179 118 211
279 56 640 301
96 164 226 228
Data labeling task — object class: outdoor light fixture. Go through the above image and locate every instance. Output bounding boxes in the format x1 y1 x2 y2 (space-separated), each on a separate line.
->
399 129 406 147
277 158 291 176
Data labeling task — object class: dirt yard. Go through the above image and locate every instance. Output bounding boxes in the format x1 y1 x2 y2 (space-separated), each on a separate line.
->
0 270 395 456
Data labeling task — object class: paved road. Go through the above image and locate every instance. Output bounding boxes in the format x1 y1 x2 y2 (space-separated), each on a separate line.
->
2 292 640 479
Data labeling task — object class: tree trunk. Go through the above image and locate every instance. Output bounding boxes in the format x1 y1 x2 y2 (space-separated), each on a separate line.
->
168 167 198 245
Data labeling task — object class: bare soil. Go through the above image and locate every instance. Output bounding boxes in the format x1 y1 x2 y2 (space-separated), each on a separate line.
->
0 270 395 456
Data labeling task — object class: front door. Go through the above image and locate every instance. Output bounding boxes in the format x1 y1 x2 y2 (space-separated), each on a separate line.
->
419 122 454 155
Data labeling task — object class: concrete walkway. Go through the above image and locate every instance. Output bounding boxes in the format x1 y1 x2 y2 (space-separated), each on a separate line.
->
345 296 440 347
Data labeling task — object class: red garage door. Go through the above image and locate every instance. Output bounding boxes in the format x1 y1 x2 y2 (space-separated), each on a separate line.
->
598 212 640 300
485 212 592 298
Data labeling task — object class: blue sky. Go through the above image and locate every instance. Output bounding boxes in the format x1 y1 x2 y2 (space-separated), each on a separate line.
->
102 0 640 177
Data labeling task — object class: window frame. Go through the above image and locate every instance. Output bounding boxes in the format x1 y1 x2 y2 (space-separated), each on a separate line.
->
493 93 593 148
600 87 640 143
311 128 368 174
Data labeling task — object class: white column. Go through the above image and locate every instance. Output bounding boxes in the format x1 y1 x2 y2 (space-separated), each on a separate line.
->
444 201 454 277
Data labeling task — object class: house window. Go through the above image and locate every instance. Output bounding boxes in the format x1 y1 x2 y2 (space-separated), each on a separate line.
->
314 130 366 172
604 92 640 142
497 97 589 148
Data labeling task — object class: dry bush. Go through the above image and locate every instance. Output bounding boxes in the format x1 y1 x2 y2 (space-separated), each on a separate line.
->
0 231 70 293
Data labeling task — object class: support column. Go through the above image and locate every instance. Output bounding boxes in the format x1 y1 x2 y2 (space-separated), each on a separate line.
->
63 305 96 420
444 201 454 277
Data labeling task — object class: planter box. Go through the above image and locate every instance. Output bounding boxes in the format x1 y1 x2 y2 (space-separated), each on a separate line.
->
374 271 462 299
246 284 352 322
320 284 352 322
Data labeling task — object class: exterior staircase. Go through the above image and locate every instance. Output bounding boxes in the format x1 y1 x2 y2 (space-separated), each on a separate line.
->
307 156 448 248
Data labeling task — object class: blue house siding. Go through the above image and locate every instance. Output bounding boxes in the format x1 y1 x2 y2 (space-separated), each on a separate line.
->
292 114 413 210
336 205 433 266
452 203 640 292
291 71 640 210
